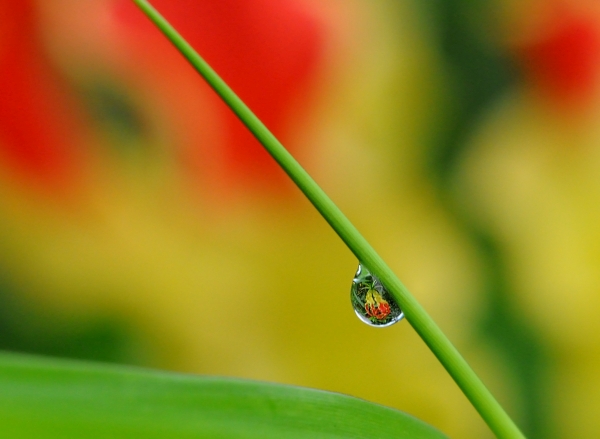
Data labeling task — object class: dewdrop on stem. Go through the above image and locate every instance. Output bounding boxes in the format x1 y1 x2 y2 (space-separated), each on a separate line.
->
350 263 404 327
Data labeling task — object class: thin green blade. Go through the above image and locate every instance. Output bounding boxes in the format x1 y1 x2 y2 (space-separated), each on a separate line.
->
0 351 446 438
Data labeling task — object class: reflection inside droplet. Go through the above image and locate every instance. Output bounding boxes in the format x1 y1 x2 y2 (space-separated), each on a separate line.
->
350 263 404 327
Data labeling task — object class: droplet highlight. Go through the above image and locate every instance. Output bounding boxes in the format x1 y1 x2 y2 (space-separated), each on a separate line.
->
350 263 404 327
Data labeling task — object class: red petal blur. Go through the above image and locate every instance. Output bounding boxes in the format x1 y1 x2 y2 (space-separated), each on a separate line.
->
513 2 600 108
0 0 325 198
112 0 325 195
0 1 85 196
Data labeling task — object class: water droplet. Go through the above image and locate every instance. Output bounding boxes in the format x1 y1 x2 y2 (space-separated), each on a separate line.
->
350 263 404 327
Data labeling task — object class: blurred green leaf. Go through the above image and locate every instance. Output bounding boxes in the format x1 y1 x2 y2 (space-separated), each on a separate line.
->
0 351 446 438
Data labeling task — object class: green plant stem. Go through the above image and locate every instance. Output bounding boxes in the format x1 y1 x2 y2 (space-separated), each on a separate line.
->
132 1 525 438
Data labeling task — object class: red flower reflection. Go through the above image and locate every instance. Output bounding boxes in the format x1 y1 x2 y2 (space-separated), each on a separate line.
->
364 289 391 321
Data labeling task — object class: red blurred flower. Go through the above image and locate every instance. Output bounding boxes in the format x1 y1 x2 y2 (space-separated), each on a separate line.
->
0 0 326 200
512 1 600 108
0 1 87 196
111 0 325 195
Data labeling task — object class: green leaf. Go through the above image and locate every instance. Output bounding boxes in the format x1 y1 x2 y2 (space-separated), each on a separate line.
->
0 351 446 438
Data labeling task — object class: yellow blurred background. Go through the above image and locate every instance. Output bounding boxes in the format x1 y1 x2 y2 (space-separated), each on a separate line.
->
1 0 600 438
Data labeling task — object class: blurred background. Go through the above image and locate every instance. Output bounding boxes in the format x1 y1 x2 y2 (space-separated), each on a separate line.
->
1 0 600 437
